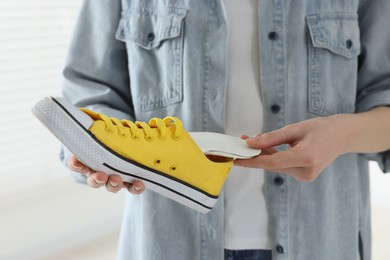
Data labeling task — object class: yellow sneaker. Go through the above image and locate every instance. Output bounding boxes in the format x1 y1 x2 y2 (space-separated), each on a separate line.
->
32 97 260 213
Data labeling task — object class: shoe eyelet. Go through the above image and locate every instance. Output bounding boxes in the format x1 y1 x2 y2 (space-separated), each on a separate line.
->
131 134 140 141
105 127 114 134
145 135 154 142
171 134 181 141
154 159 161 165
157 134 166 141
169 166 177 172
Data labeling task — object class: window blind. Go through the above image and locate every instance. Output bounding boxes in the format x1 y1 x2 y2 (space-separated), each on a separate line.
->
0 0 82 202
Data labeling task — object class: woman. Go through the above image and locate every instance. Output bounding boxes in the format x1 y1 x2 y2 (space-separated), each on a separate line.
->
64 0 390 259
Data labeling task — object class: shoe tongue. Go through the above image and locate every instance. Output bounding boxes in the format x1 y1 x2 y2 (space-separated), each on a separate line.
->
80 108 100 120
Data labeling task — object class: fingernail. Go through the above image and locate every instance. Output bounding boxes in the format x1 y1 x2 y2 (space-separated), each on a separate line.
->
72 161 83 170
95 178 105 184
134 185 142 192
110 181 119 187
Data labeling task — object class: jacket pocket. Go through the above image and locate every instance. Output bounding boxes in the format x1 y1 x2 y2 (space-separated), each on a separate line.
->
306 12 361 116
116 7 187 112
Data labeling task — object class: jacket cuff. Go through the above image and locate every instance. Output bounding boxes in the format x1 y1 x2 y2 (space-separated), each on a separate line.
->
383 151 390 173
364 151 390 174
356 88 390 113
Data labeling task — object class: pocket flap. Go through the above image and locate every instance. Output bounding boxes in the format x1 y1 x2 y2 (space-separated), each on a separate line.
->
306 13 361 58
116 7 187 50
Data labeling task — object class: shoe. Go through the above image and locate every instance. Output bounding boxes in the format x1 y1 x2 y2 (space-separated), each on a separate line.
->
32 97 261 213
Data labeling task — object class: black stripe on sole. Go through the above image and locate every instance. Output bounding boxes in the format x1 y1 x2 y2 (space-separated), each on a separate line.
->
103 163 213 210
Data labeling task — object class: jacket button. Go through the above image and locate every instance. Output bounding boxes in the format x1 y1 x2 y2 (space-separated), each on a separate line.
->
147 33 155 41
270 104 281 113
346 39 353 49
274 177 284 186
268 31 278 40
276 245 284 254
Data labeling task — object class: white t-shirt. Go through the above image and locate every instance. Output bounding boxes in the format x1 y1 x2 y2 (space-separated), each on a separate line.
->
223 0 271 250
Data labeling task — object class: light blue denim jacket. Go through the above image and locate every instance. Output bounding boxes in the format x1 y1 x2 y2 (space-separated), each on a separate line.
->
61 0 390 259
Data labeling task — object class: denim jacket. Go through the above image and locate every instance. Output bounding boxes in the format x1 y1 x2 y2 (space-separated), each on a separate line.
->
61 0 390 259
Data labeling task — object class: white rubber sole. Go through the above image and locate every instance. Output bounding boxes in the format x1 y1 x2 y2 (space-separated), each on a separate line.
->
32 97 218 213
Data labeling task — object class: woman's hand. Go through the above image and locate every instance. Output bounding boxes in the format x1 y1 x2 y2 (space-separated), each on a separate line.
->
234 115 352 182
235 107 390 182
68 155 145 194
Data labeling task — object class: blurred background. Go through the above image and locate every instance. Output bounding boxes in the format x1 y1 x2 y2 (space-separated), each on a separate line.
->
0 1 124 259
0 1 389 259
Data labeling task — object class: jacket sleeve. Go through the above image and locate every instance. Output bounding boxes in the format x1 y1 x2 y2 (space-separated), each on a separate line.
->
60 0 133 182
357 0 390 173
62 0 133 119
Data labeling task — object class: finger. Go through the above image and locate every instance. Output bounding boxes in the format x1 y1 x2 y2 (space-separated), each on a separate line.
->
68 156 91 174
246 126 300 149
240 135 250 140
124 180 145 195
233 148 277 167
87 171 108 188
260 147 278 155
240 135 277 155
234 149 305 170
105 175 123 193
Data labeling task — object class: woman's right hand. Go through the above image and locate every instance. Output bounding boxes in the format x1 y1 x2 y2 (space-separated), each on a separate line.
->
68 155 145 194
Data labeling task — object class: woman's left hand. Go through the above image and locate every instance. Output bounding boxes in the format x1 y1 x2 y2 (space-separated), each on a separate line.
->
234 115 350 182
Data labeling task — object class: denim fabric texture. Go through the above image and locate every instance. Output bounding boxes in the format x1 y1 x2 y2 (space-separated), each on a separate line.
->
224 249 272 260
61 0 390 259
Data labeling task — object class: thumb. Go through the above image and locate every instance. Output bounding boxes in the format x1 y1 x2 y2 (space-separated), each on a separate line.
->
246 127 297 149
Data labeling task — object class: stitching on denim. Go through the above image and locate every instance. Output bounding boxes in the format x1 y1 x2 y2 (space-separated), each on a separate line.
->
201 0 213 132
140 92 182 111
309 25 359 57
118 17 184 49
308 29 324 115
173 19 184 106
121 6 187 17
272 0 287 127
317 14 358 20
307 14 360 58
115 6 185 112
116 6 187 49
